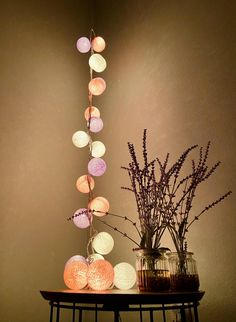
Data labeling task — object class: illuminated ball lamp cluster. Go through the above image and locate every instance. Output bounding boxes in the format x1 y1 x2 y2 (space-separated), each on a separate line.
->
64 231 137 291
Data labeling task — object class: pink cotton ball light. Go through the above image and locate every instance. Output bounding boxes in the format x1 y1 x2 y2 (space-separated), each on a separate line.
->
92 36 106 52
64 260 88 290
88 77 106 96
87 259 114 291
65 255 87 267
73 208 92 229
88 117 103 133
76 175 95 193
88 158 106 177
84 106 100 121
76 37 91 53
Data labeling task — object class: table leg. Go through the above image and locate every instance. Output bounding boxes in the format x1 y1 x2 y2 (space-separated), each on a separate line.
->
49 302 53 322
180 306 186 322
139 304 143 322
193 304 199 322
162 304 167 322
114 310 120 322
56 303 60 322
149 309 154 322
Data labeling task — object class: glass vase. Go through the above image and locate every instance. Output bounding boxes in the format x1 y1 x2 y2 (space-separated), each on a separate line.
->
168 252 200 291
133 248 170 292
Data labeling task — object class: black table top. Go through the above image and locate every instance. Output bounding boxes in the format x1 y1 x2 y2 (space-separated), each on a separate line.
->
40 289 205 305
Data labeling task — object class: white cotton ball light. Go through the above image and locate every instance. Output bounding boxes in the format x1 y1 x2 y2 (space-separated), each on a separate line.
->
92 232 114 255
76 175 95 193
87 259 114 291
89 54 107 73
72 131 90 148
114 262 137 290
90 141 106 158
87 253 104 264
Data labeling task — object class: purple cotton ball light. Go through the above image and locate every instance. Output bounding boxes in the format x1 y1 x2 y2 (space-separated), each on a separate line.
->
88 158 107 176
76 37 91 53
89 117 103 133
73 208 92 229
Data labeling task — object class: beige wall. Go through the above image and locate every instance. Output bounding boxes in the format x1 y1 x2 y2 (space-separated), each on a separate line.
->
0 0 236 321
0 1 92 321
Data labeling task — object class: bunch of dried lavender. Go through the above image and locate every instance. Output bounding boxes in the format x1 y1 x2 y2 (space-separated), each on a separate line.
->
122 130 232 252
121 129 168 250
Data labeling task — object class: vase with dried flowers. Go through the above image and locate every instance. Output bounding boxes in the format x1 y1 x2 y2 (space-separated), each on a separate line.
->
121 130 231 291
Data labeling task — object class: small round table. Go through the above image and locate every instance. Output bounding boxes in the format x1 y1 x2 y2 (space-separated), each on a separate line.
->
40 289 205 322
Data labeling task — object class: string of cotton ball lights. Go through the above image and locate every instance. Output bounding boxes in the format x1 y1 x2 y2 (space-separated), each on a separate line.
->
63 30 137 291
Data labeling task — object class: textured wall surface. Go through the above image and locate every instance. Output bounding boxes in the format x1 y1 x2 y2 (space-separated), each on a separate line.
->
0 1 236 321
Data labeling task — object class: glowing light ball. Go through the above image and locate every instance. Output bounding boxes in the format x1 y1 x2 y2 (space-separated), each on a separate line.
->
84 106 100 121
65 255 87 267
90 141 106 158
76 37 91 53
88 158 106 177
92 232 114 255
88 117 104 133
88 196 110 216
114 262 137 290
88 77 106 96
73 208 92 229
64 260 88 290
72 131 90 148
89 54 107 73
87 253 104 264
87 259 114 290
76 175 95 193
92 36 106 52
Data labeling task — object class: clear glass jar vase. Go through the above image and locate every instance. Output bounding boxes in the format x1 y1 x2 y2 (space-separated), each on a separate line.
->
168 252 200 291
133 248 170 292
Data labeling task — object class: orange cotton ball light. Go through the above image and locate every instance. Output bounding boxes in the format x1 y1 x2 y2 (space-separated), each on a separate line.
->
76 175 95 193
84 106 100 121
92 36 106 52
88 77 106 96
87 259 114 291
88 196 110 216
64 260 88 290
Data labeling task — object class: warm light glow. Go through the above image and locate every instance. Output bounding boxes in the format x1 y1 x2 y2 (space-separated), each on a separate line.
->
88 117 104 133
88 77 106 96
73 208 92 229
76 37 91 53
72 131 90 148
87 253 104 264
84 106 100 121
88 158 106 177
90 141 106 158
89 54 107 73
87 259 114 290
92 232 114 255
92 36 106 52
114 262 137 290
88 196 109 216
76 175 95 193
64 260 88 290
